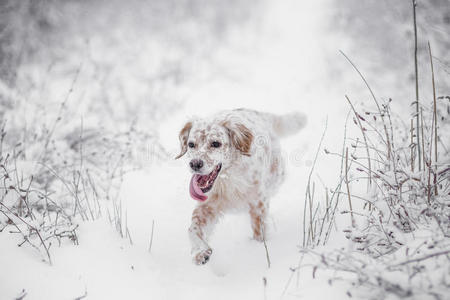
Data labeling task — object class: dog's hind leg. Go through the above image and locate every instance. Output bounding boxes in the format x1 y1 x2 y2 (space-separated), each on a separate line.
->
249 200 267 242
189 204 220 265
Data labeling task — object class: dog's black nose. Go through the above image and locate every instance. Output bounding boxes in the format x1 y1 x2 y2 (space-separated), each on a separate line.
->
190 159 203 171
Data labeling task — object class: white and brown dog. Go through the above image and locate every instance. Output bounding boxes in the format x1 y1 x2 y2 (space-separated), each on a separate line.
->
176 108 306 265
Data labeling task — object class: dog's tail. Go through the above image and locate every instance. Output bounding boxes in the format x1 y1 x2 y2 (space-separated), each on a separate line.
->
270 112 307 138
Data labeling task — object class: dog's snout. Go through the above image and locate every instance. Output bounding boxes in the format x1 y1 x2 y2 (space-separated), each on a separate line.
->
190 159 204 172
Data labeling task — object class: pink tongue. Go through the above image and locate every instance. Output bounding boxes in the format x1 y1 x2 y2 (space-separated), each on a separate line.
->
189 175 208 201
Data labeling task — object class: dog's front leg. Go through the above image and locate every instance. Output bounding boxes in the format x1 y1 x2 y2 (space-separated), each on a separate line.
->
249 201 267 242
189 204 219 265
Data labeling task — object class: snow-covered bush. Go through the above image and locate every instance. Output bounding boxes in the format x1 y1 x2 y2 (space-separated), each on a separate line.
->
0 0 172 263
300 52 450 300
0 0 262 263
299 2 450 296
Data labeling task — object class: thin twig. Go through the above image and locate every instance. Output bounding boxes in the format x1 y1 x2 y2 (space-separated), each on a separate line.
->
412 0 421 171
0 202 52 264
303 118 327 247
339 50 391 163
392 249 450 267
261 224 271 268
345 95 372 187
428 41 438 196
345 148 355 227
148 219 155 253
410 119 415 173
73 288 88 300
420 107 425 173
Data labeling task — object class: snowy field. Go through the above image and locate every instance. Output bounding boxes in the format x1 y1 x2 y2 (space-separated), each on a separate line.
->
1 0 449 299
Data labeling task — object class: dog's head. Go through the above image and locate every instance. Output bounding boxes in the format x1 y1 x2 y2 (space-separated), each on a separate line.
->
175 117 253 201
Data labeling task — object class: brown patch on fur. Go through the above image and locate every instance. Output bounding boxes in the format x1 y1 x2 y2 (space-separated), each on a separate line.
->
190 204 218 250
270 160 278 174
175 121 192 159
222 121 253 156
192 205 215 227
197 129 206 141
249 201 266 241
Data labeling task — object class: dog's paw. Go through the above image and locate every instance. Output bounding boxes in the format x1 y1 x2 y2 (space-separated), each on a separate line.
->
193 248 213 265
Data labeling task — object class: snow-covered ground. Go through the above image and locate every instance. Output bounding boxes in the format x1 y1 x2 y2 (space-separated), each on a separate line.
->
0 0 391 299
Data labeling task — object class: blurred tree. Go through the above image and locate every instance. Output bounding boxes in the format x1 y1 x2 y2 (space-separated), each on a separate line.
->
332 0 450 99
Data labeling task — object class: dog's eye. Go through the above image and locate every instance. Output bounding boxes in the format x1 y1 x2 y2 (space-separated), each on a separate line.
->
188 142 195 148
211 141 221 148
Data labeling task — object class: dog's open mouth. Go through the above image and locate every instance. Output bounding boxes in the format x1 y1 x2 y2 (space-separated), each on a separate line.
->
189 163 222 201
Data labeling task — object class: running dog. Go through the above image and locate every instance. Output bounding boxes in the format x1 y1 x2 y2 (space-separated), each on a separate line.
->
175 108 306 264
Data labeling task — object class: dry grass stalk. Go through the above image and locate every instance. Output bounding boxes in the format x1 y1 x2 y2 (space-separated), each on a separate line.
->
38 62 83 165
261 223 271 268
428 41 438 196
1 153 80 264
345 148 355 227
340 51 391 164
412 0 421 171
345 95 372 188
320 112 352 246
420 107 425 173
148 219 155 253
302 4 449 297
307 86 448 299
0 202 52 265
410 119 415 173
392 249 450 267
302 119 327 247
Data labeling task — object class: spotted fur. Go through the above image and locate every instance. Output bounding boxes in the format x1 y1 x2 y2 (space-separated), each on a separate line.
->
176 108 306 265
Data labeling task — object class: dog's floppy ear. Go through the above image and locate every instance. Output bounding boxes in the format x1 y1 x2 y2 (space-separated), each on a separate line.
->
175 121 192 159
222 120 253 156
